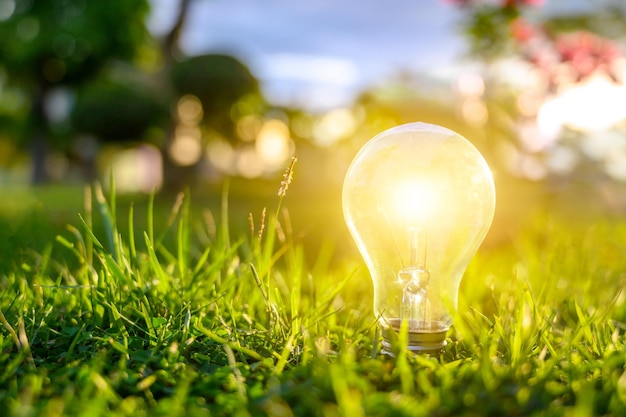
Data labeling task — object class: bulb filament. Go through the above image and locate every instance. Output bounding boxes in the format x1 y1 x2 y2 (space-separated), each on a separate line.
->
399 266 431 331
399 226 431 331
408 226 427 268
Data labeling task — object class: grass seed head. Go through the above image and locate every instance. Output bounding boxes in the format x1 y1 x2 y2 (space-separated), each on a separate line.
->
258 207 266 242
278 156 297 198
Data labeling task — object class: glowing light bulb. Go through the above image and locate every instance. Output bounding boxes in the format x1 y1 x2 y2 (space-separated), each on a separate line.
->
342 122 496 353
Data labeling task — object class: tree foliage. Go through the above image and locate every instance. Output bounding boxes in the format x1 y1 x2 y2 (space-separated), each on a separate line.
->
170 54 261 138
0 0 153 182
71 81 168 142
0 0 150 88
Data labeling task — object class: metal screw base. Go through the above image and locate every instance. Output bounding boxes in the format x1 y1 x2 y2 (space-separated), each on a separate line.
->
380 321 447 356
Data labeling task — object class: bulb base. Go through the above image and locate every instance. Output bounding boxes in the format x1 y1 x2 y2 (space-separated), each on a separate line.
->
381 319 447 355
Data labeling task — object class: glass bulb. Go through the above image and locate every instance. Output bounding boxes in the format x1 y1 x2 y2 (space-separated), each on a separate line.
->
342 122 496 354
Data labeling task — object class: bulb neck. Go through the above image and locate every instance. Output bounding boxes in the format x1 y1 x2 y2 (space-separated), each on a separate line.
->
381 318 447 355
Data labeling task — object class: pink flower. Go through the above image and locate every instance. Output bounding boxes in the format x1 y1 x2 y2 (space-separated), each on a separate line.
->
554 32 621 80
510 18 536 42
504 0 544 6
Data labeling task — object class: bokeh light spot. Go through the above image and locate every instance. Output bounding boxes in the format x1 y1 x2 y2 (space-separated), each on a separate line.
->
0 0 15 21
177 95 203 126
605 145 626 181
107 145 163 193
580 130 626 160
516 91 543 117
44 88 72 123
460 98 488 126
17 17 39 41
256 119 292 168
169 126 202 166
536 99 563 143
519 120 556 152
519 154 547 180
545 145 578 175
53 34 76 59
312 108 356 146
291 113 313 139
44 152 68 181
538 74 626 132
456 72 485 96
236 114 263 142
206 139 236 174
237 146 265 178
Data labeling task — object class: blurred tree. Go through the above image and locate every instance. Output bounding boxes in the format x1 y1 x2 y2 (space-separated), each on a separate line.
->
450 0 525 60
69 79 168 180
156 53 263 190
170 54 261 139
155 0 267 190
71 81 167 144
446 0 626 218
449 0 625 71
0 0 151 182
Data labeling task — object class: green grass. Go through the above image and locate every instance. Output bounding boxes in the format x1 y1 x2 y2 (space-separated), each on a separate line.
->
2 178 626 416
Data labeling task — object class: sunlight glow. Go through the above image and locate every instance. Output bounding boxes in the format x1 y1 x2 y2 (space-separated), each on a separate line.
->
538 74 626 133
391 181 438 222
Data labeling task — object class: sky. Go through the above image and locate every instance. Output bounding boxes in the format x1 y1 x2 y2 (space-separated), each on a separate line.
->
147 0 599 111
148 0 468 110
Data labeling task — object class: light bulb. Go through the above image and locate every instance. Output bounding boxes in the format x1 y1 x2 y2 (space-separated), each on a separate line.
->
342 122 496 353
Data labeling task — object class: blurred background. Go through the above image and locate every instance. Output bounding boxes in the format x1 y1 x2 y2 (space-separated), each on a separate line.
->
1 0 626 261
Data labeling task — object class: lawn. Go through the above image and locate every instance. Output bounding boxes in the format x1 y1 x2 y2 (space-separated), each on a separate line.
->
2 176 626 416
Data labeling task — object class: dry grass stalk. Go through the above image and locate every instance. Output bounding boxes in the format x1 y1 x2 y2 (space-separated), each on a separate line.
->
258 207 266 243
278 156 297 198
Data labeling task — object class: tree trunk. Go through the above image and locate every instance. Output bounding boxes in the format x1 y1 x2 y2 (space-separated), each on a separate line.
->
159 0 194 193
30 85 49 184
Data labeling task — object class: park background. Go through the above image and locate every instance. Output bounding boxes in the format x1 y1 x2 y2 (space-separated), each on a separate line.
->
2 0 626 239
3 1 626 416
2 0 626 258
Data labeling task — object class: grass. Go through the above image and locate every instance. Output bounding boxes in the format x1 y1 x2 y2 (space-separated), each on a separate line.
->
2 173 626 416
